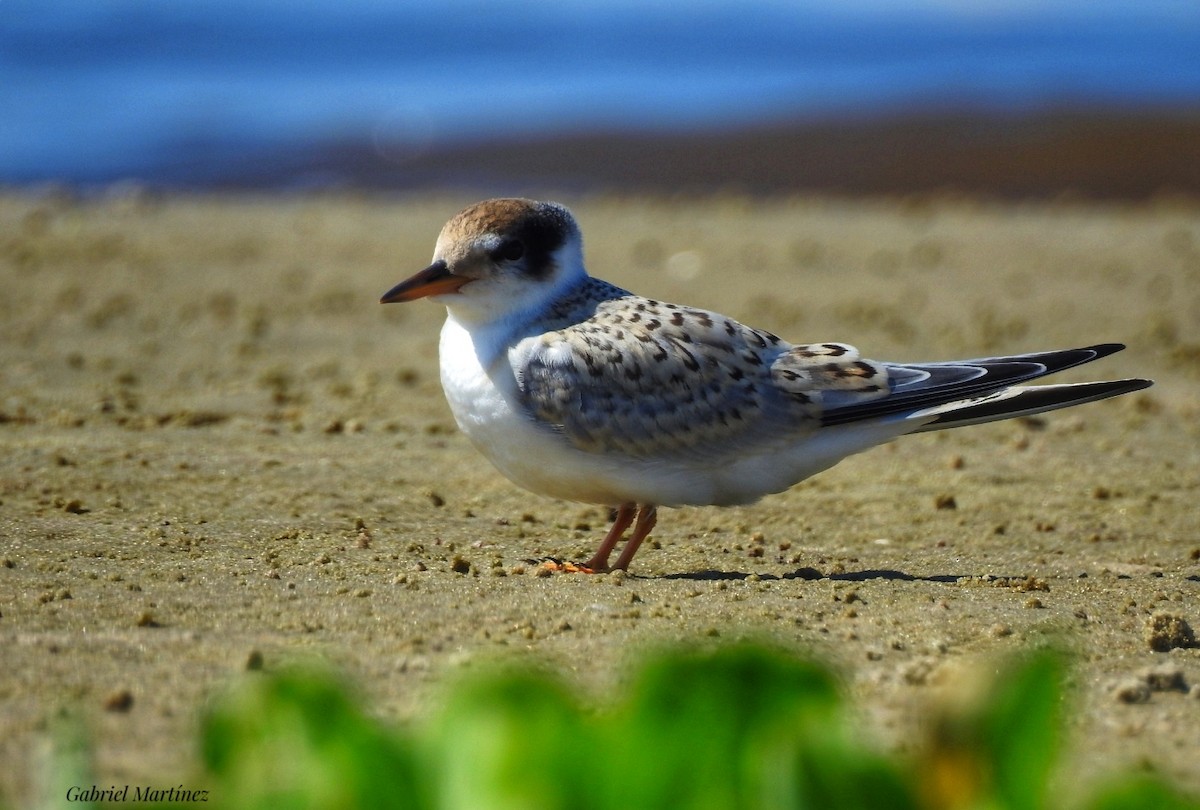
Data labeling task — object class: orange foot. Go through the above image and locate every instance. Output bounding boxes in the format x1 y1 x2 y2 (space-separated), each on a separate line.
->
533 557 600 574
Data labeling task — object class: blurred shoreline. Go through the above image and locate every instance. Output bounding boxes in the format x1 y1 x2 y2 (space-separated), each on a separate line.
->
79 105 1200 202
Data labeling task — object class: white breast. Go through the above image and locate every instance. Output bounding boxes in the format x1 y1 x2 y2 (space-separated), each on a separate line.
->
438 315 637 505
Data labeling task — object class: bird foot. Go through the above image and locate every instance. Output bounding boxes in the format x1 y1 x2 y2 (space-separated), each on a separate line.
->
529 557 603 574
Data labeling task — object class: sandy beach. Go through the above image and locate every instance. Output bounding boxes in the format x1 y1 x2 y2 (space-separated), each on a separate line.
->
1 190 1197 805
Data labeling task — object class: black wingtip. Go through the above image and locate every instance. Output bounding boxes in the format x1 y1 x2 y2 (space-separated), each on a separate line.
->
912 377 1154 433
1085 343 1127 360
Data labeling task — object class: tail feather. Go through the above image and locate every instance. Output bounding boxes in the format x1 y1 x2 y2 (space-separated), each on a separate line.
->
821 343 1147 428
909 378 1152 433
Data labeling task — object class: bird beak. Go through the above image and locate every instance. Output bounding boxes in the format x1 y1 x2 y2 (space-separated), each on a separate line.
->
379 260 469 303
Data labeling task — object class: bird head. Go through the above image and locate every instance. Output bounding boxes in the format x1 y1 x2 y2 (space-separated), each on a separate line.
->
380 198 586 324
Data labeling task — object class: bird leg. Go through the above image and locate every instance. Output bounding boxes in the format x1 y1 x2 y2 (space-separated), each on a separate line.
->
610 505 657 572
582 503 636 572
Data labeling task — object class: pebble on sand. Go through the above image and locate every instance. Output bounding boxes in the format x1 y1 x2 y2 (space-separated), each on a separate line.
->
1145 613 1196 652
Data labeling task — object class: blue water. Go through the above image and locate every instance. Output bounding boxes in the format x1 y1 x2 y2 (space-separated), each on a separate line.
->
2 0 1199 185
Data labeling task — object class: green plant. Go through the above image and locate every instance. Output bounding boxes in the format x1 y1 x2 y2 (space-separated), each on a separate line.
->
596 644 913 810
920 653 1064 810
32 642 1200 809
200 667 424 810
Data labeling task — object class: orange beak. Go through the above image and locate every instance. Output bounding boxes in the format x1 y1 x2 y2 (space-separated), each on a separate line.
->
380 260 469 303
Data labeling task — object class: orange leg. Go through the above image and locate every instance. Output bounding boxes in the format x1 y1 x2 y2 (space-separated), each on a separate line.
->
610 505 657 572
583 503 636 572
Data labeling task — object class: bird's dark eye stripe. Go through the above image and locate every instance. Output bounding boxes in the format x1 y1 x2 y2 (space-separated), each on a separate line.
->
494 238 525 262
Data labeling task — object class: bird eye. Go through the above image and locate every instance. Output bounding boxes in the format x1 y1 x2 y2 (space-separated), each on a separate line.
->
494 239 525 262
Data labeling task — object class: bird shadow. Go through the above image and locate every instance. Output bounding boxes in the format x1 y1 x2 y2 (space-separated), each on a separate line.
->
659 570 1200 584
660 567 973 583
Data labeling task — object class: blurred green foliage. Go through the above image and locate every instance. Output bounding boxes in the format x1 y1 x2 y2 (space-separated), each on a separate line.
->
200 668 424 809
34 643 1200 810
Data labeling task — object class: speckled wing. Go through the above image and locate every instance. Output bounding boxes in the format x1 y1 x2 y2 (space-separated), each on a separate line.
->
511 296 894 461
